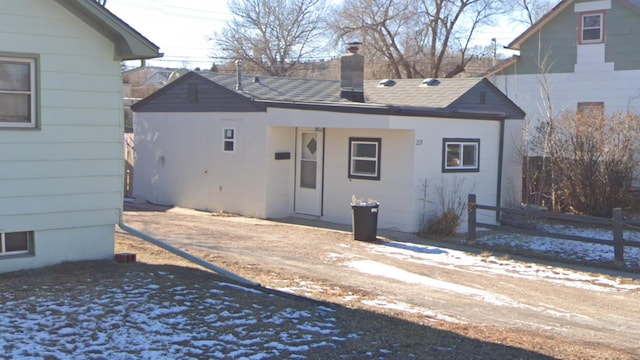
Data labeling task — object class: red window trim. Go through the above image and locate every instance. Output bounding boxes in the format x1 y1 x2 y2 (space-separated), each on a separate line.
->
577 102 605 122
577 101 604 112
578 10 606 45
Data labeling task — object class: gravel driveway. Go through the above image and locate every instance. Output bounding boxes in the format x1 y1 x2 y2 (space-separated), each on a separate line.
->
122 202 640 356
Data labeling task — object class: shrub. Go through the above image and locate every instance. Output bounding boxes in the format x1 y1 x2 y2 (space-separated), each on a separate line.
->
426 209 460 236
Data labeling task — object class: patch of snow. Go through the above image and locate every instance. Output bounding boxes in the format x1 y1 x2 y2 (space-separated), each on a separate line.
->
348 260 531 308
0 273 359 359
366 239 640 293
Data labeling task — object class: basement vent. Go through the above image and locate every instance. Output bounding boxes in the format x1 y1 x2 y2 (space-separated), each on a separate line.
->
378 79 396 87
421 78 440 86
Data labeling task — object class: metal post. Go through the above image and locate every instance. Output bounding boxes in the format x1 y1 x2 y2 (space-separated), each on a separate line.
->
613 208 624 263
468 194 477 243
118 220 260 287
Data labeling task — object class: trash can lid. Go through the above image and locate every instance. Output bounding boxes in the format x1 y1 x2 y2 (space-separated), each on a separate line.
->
351 201 380 207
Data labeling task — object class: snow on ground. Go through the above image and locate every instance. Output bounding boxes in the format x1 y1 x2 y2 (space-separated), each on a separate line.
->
361 235 640 293
0 272 360 359
477 223 640 268
337 229 640 323
2 220 639 358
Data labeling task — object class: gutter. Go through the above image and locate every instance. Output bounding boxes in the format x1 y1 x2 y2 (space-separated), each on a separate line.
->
117 218 260 287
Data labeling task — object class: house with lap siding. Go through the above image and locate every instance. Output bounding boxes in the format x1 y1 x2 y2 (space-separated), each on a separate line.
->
0 0 159 272
132 46 525 233
487 0 640 127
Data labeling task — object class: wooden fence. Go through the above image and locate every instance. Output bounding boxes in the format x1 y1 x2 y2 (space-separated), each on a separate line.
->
467 194 640 262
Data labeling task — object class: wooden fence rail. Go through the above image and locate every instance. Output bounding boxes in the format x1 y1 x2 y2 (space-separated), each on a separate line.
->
467 194 640 262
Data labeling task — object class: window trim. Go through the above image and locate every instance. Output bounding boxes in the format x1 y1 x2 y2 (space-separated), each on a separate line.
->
0 54 38 129
578 10 605 45
442 138 480 173
348 137 381 181
0 231 33 256
577 101 604 115
223 127 235 152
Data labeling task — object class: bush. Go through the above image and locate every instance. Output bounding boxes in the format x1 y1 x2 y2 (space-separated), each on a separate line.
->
426 209 460 236
545 110 640 217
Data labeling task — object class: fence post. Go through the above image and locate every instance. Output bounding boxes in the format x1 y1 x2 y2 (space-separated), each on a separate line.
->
613 208 624 263
468 194 477 244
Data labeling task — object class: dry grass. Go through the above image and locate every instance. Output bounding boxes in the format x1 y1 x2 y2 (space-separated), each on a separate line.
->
0 231 635 359
113 233 637 360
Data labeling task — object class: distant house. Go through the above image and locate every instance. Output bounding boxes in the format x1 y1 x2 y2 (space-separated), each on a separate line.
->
487 0 640 127
0 0 159 272
132 46 524 233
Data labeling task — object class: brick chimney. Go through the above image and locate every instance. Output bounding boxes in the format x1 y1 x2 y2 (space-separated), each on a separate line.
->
340 42 364 103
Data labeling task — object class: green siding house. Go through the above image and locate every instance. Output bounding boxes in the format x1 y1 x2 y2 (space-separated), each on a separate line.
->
488 0 640 125
0 0 159 272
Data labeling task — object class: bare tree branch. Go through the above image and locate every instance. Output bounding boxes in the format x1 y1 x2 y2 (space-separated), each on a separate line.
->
331 0 508 79
212 0 329 77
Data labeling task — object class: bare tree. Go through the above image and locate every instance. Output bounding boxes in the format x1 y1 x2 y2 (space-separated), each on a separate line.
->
330 0 508 79
212 0 330 77
547 110 640 217
424 0 510 78
510 0 555 26
329 0 427 79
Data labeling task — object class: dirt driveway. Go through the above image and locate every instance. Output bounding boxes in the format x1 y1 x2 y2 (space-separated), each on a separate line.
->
121 202 640 356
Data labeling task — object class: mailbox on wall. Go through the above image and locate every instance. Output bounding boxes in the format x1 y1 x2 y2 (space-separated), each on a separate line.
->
275 152 291 160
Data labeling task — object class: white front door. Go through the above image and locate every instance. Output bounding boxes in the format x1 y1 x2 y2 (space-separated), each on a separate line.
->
295 129 323 216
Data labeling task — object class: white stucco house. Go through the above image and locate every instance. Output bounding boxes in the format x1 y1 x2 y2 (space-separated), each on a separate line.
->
132 46 525 233
0 0 159 272
487 0 640 127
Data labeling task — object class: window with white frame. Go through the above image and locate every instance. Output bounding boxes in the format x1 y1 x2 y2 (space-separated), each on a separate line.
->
0 56 37 128
223 128 235 152
349 137 381 180
1 231 32 256
580 11 605 44
443 138 479 172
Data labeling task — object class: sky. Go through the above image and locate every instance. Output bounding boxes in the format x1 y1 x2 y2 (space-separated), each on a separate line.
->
106 0 231 69
105 0 526 70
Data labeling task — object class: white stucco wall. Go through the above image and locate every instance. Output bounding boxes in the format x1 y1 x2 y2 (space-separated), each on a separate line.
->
135 105 515 235
265 127 296 218
266 108 509 233
323 128 416 232
0 1 126 272
134 112 271 218
491 69 640 129
404 117 504 232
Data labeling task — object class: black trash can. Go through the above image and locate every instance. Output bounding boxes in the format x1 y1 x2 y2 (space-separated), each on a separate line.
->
351 202 379 241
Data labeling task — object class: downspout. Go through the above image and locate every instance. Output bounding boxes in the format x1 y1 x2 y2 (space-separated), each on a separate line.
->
321 127 326 216
496 118 505 222
118 215 259 287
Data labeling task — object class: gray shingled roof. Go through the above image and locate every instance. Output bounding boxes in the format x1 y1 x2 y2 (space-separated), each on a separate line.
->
197 71 487 109
198 72 348 104
363 78 484 108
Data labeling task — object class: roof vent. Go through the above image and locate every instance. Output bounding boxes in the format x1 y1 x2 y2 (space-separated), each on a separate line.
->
422 78 440 86
378 79 396 87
